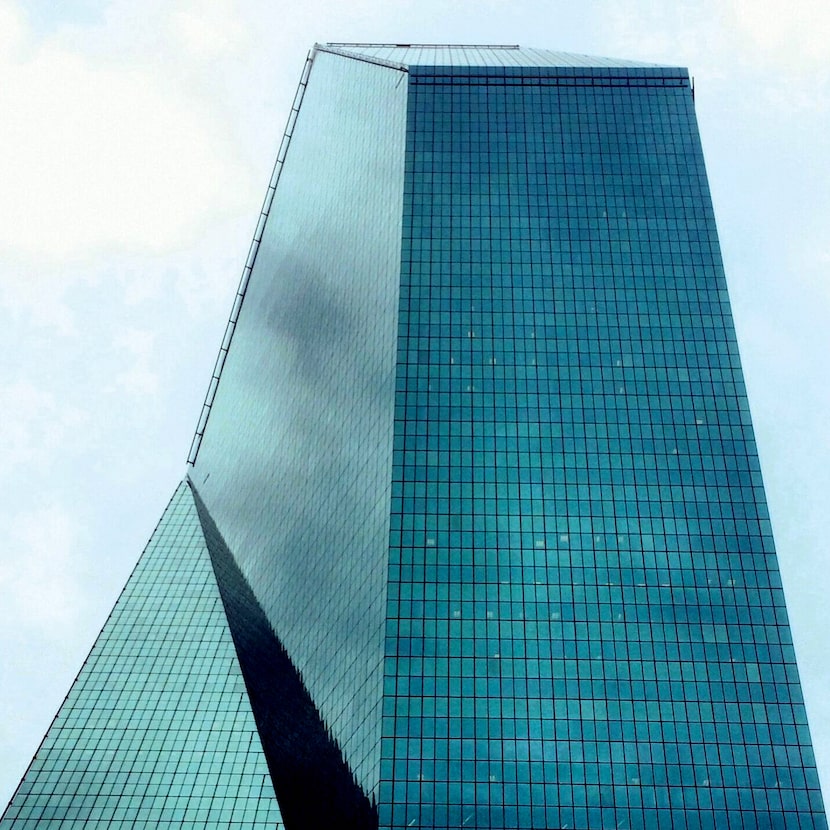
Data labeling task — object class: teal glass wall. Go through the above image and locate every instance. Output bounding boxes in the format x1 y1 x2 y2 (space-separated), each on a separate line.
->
380 64 827 830
191 48 407 794
0 483 281 829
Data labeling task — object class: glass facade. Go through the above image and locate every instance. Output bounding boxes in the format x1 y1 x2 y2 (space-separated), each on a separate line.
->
190 48 407 792
1 483 281 829
3 44 827 830
379 61 827 829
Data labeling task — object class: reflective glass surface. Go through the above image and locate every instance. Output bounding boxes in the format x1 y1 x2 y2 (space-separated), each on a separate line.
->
326 44 659 70
0 483 281 829
192 49 407 792
380 64 827 829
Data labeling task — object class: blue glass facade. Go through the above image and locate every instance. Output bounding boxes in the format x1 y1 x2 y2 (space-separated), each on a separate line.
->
1 483 282 829
3 45 826 830
380 61 827 829
190 48 407 793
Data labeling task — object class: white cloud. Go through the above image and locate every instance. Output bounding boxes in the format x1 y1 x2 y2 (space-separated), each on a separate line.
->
0 267 78 333
113 327 159 398
728 0 830 76
0 504 85 633
115 364 161 398
0 1 256 266
114 326 155 359
0 1 26 57
0 380 88 469
169 0 248 60
601 0 830 90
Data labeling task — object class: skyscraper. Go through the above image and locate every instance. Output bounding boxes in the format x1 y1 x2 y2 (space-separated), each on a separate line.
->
2 41 826 829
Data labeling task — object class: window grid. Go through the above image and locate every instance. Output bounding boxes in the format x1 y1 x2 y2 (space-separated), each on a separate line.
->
380 66 826 830
0 484 282 829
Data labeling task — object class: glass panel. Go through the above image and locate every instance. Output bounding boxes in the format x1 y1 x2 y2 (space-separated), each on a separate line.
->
381 64 827 830
192 48 408 794
0 483 281 829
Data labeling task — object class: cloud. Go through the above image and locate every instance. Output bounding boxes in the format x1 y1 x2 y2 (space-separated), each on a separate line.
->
0 1 25 56
0 269 78 333
113 327 160 398
728 0 830 76
600 0 830 90
0 0 256 266
0 380 88 470
169 0 248 60
0 504 85 634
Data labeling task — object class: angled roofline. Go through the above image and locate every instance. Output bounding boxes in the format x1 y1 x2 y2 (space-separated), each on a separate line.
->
316 43 408 72
188 48 319 465
317 44 668 70
325 42 520 48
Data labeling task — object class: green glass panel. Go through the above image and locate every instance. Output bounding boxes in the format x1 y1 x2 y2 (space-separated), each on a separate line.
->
380 63 827 830
191 48 408 794
1 483 282 829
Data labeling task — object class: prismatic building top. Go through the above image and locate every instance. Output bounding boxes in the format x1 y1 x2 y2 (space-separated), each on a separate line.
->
319 42 665 70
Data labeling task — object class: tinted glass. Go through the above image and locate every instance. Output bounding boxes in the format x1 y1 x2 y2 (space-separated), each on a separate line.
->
380 65 827 830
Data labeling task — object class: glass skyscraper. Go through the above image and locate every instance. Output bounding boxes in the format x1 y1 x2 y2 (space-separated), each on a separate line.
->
2 44 826 830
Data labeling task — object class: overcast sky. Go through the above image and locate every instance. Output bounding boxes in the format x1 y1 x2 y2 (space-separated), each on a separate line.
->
1 0 828 809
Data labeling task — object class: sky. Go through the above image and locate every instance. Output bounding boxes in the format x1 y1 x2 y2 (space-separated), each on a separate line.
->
1 0 828 810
